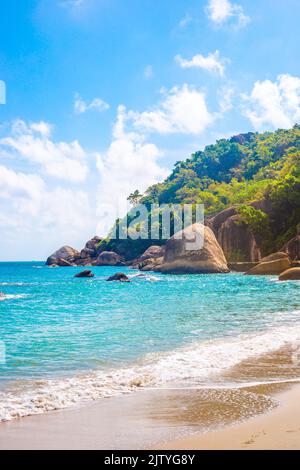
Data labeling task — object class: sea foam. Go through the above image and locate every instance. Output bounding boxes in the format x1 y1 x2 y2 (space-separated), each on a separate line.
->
1 321 300 421
0 294 28 302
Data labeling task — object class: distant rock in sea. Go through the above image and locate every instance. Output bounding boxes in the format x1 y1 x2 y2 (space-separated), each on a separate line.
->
107 273 130 282
74 270 94 278
46 246 79 266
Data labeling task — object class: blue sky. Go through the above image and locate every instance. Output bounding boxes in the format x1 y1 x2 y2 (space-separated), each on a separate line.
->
1 0 300 260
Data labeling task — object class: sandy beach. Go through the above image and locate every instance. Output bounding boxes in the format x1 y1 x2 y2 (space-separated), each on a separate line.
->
158 384 300 450
1 345 300 450
0 381 299 450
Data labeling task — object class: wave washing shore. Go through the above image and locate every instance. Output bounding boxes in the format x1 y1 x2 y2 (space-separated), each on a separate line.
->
1 263 300 426
1 323 300 421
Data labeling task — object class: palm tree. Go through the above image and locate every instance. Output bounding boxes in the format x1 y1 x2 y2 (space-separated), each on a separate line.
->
127 190 142 206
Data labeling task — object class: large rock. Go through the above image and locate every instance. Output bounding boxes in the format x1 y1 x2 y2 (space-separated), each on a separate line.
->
279 268 300 281
79 236 102 260
228 262 258 272
261 252 290 263
158 224 229 274
245 257 291 275
139 245 165 261
46 246 79 266
95 251 125 266
56 258 75 267
78 258 95 266
207 208 262 263
282 235 300 261
139 257 164 272
131 245 165 270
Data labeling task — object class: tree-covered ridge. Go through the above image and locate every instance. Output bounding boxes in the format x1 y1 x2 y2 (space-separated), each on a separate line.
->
142 125 300 214
100 125 300 259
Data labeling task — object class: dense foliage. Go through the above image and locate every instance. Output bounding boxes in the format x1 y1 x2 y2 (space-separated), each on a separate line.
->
101 125 300 258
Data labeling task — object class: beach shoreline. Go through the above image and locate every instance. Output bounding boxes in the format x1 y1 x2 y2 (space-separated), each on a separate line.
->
0 379 299 450
1 345 300 449
156 383 300 450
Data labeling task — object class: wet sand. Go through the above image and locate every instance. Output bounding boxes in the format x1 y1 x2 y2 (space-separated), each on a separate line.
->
158 383 300 450
0 346 299 449
158 346 300 450
0 385 276 450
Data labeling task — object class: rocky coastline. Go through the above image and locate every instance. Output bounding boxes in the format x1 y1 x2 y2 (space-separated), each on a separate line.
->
45 206 300 280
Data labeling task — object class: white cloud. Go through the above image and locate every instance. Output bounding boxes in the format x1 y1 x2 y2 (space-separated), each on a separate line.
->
30 121 52 138
218 86 234 113
206 0 250 27
0 163 96 260
0 77 231 258
144 65 153 79
0 165 44 217
74 94 110 114
0 120 89 182
243 74 300 130
95 105 168 233
175 50 227 76
129 84 214 135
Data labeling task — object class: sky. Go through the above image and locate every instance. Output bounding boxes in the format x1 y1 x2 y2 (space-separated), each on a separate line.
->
1 0 300 260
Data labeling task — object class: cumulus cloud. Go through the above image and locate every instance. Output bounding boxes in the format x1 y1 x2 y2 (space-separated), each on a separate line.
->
206 0 250 28
175 50 227 76
0 163 96 259
74 94 110 114
0 78 229 258
95 105 168 234
218 86 234 113
0 165 44 217
128 84 214 135
0 120 89 182
243 74 300 130
30 121 52 138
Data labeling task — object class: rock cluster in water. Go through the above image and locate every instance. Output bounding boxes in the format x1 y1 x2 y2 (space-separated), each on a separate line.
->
46 237 127 268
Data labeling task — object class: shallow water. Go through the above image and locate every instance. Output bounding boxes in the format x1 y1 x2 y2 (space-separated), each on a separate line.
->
1 262 300 421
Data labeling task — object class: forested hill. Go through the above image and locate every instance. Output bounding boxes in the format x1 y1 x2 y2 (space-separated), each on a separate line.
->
141 125 300 216
101 125 300 259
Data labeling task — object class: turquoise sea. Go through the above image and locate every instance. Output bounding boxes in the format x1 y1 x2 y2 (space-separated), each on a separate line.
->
1 262 300 421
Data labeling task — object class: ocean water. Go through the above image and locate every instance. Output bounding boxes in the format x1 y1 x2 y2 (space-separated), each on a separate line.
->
1 262 300 422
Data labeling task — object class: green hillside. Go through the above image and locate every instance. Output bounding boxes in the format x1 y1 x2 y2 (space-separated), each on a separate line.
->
100 125 300 259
